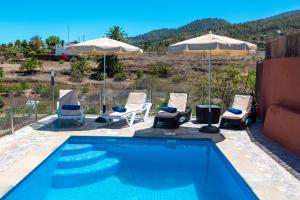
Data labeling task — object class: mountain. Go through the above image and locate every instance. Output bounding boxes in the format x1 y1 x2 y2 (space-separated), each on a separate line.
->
264 9 300 20
130 9 300 51
131 18 229 43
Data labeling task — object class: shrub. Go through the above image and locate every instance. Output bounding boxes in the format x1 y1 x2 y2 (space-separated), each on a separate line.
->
149 64 172 78
214 65 243 108
84 107 97 114
114 71 127 81
97 57 127 78
59 60 64 64
20 57 42 73
0 97 4 108
80 86 89 94
70 57 78 62
70 58 91 81
172 75 183 83
243 69 256 93
0 67 4 82
112 62 125 75
59 54 69 61
96 72 104 81
28 51 37 57
136 70 143 79
16 82 30 91
36 85 59 98
37 102 52 114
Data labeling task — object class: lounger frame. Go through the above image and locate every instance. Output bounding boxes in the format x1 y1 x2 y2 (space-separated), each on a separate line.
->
102 102 152 127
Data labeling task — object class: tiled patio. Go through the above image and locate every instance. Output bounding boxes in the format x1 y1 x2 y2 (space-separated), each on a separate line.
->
0 115 299 200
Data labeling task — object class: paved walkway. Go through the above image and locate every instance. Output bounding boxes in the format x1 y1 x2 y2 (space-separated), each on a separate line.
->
0 115 299 200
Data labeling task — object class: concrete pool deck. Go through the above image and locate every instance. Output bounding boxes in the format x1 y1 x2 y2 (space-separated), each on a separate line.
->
0 115 299 200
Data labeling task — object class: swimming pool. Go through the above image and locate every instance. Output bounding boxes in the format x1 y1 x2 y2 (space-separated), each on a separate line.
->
3 136 258 200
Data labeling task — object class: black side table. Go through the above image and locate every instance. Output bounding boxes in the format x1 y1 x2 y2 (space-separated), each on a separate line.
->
196 105 221 124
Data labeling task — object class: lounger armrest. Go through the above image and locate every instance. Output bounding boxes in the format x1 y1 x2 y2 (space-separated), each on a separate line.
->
179 106 192 124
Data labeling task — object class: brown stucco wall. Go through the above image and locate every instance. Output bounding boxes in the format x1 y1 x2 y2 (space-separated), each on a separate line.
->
259 57 300 156
264 105 300 155
260 57 300 119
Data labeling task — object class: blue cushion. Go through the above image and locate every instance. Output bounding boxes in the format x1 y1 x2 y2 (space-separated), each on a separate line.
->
62 105 80 110
160 106 177 113
112 106 127 113
228 108 242 115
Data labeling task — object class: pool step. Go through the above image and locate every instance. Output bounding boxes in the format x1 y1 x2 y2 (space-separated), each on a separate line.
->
57 151 107 169
52 158 120 188
61 144 93 156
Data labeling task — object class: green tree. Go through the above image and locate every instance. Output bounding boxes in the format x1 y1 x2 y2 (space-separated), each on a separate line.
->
21 40 28 48
29 35 44 51
20 57 43 73
243 69 256 93
106 26 127 41
214 65 242 108
45 36 61 53
14 40 22 48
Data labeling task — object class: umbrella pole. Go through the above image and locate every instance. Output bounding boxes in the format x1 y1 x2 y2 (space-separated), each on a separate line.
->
103 53 106 113
199 52 220 133
208 53 212 126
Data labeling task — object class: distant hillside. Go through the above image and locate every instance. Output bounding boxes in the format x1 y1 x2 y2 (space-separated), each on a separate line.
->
265 9 300 20
132 18 229 43
130 9 300 51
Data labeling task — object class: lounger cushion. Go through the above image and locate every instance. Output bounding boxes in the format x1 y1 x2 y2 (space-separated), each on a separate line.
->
125 92 147 111
112 106 127 112
62 105 80 110
232 95 253 113
168 93 188 112
156 111 180 119
228 108 242 115
222 111 247 120
160 106 177 113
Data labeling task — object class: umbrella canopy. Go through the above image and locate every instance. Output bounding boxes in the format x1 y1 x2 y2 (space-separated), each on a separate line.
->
66 37 143 114
66 37 143 55
168 33 257 55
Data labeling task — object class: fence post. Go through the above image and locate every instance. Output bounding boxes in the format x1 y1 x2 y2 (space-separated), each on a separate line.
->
34 88 38 122
9 92 14 134
99 86 102 114
201 86 204 104
150 83 153 115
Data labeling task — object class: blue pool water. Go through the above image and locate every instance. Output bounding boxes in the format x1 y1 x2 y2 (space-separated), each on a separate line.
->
3 137 258 200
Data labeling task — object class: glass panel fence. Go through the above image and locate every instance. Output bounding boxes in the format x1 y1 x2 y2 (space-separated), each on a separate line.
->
0 93 11 136
11 91 36 131
0 82 242 136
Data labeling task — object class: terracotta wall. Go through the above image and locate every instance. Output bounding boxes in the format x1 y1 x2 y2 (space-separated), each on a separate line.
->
260 57 300 119
264 105 300 155
259 57 300 156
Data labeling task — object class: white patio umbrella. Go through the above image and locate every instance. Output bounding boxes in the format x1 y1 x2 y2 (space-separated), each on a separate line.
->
66 37 143 113
168 32 257 133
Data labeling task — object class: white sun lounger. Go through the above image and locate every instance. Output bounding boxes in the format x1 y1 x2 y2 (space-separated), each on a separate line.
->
101 92 152 127
57 90 85 125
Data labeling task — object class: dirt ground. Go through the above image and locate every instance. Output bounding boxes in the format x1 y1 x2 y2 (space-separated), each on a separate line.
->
1 52 264 86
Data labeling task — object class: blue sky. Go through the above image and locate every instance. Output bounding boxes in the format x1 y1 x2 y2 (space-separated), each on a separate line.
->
0 0 299 43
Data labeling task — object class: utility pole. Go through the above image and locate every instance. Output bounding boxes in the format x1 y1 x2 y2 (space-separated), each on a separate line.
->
67 25 70 44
